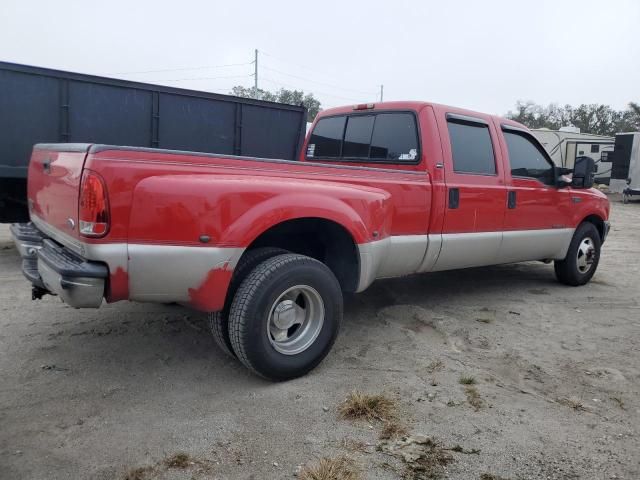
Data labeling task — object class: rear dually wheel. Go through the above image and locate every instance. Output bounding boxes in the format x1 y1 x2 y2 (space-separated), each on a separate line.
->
228 254 342 381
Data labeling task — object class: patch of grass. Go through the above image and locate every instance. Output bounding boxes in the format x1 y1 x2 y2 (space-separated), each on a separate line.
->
465 386 484 411
163 452 191 468
339 391 396 422
379 420 408 440
459 375 477 385
557 397 585 411
123 466 155 480
426 360 445 373
298 456 361 480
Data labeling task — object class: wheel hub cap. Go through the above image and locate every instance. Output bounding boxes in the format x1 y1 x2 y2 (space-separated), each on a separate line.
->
576 237 595 274
267 285 325 355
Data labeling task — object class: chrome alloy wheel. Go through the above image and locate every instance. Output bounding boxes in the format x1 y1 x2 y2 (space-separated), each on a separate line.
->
576 237 596 274
267 285 325 355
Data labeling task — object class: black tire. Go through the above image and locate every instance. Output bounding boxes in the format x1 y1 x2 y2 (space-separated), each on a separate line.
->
208 247 288 358
228 254 342 381
554 222 601 286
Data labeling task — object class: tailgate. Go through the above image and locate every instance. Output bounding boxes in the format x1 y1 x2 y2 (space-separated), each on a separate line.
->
27 144 91 240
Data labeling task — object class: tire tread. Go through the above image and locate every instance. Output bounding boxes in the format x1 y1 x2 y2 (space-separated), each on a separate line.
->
207 247 288 358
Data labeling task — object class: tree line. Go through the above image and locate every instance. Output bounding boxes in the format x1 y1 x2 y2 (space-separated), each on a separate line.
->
230 86 321 123
230 83 640 137
506 101 640 136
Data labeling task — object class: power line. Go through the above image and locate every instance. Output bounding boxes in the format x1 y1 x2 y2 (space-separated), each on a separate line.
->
261 77 367 103
147 74 252 83
108 61 253 76
261 64 378 96
261 50 344 79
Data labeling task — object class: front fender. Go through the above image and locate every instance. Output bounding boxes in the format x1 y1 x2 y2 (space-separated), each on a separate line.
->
567 188 610 228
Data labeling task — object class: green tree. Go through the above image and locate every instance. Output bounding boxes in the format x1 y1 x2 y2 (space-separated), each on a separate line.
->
624 102 640 131
230 86 321 122
507 101 640 136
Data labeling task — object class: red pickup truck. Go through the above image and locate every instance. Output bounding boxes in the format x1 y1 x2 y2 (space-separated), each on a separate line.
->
12 101 610 380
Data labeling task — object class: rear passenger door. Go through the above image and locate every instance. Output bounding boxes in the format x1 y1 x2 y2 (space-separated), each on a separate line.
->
432 113 507 271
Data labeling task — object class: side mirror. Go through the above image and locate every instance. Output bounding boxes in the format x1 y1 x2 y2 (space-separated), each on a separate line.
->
572 156 595 189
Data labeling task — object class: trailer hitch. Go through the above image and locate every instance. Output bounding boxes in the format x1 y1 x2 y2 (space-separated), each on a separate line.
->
32 285 51 301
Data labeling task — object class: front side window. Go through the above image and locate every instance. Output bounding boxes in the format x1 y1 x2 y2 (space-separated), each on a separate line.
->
447 121 496 175
306 112 419 163
503 131 555 185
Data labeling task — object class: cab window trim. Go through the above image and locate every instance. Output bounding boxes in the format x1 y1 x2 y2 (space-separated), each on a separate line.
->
305 110 422 165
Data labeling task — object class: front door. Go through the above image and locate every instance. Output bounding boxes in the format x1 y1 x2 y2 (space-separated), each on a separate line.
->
496 123 574 263
432 113 507 271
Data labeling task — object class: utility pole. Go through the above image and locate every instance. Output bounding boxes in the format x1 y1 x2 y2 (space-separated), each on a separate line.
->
380 84 384 102
254 49 259 99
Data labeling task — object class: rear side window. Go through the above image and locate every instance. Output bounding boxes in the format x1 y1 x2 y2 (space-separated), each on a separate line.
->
447 121 496 175
503 131 555 185
307 116 345 158
306 112 419 163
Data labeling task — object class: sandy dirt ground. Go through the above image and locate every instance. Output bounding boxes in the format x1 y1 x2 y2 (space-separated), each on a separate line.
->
1 198 638 480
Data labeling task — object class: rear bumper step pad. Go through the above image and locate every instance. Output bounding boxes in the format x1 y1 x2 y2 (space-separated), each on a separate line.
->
11 223 108 308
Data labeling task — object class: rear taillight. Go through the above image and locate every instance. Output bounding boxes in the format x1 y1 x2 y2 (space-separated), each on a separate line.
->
79 170 109 237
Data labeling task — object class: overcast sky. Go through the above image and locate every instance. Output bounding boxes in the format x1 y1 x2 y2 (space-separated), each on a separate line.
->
1 0 638 114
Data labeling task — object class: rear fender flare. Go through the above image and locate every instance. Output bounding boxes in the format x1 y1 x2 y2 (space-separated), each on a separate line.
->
220 191 389 247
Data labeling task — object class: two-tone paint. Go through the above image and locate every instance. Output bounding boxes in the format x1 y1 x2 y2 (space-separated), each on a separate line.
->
25 101 610 312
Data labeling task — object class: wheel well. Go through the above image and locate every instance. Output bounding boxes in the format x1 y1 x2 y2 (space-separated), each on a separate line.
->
582 215 605 241
243 218 360 292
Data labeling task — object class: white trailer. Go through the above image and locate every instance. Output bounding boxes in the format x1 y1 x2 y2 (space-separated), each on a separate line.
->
531 128 615 184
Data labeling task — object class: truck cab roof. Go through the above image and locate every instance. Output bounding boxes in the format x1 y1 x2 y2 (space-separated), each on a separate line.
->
316 100 527 131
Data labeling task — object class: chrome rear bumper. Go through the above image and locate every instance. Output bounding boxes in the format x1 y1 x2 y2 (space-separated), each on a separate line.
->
11 223 107 308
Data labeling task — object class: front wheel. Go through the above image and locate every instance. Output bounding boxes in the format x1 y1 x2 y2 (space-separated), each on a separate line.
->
228 254 342 381
554 222 601 286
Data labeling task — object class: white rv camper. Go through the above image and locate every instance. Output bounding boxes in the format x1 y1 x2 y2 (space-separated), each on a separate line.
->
531 128 615 184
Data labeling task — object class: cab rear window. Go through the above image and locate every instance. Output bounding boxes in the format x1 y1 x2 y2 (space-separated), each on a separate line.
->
307 112 419 163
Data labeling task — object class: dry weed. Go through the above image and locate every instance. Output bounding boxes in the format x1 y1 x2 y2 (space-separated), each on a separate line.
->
298 456 361 480
339 391 396 422
379 420 408 440
465 386 484 410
